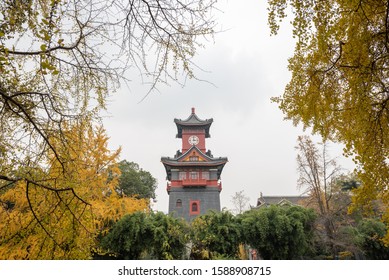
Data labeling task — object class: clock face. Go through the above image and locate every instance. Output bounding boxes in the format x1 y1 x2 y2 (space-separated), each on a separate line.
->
188 135 199 145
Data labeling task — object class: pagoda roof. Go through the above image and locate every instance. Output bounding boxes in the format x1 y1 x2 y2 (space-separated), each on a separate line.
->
174 108 213 138
161 145 228 180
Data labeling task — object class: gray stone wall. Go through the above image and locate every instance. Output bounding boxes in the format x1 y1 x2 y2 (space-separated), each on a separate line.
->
168 187 221 222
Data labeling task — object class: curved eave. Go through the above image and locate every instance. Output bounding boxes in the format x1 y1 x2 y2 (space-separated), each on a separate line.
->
161 159 228 167
174 115 213 138
175 145 213 161
161 157 228 180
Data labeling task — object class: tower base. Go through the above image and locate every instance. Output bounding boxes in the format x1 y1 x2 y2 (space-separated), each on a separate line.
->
168 187 221 222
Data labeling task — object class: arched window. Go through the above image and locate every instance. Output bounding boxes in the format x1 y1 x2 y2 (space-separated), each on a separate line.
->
190 200 200 215
176 199 182 208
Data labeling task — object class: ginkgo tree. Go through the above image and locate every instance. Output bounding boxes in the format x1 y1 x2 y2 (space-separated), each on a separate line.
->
0 0 217 258
268 0 389 243
0 121 149 259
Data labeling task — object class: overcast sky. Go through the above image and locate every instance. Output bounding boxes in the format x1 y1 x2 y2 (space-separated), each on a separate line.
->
102 0 355 212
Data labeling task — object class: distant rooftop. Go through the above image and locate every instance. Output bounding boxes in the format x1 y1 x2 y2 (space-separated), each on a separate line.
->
253 193 308 209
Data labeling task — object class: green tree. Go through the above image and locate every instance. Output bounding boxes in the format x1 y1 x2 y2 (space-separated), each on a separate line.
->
240 205 316 260
340 218 389 259
147 212 189 260
268 0 389 243
190 210 241 259
100 211 189 260
100 212 149 259
117 160 157 199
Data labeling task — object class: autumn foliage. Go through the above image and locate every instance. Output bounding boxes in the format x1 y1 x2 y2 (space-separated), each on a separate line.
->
0 122 148 259
268 0 389 243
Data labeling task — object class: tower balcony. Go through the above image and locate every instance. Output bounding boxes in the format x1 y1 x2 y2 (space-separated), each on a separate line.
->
182 179 208 187
167 180 222 193
167 179 221 188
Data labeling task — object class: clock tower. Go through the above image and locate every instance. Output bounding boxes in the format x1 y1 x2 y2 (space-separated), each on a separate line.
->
161 108 228 222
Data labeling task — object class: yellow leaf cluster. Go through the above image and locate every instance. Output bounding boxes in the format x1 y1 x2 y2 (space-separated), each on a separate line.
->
268 0 389 243
0 121 148 259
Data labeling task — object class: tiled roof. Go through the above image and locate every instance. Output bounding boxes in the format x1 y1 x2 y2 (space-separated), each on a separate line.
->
174 108 213 138
254 195 308 208
161 146 228 180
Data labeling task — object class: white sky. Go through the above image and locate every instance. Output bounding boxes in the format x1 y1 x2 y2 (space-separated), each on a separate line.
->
102 0 355 212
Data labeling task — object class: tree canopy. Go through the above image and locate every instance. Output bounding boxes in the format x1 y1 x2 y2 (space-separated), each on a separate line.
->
101 211 189 260
117 160 157 199
339 218 389 259
0 122 149 259
240 205 316 260
268 0 389 243
190 210 242 259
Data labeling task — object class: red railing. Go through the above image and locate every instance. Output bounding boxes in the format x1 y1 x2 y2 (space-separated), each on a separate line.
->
167 180 222 191
182 179 207 186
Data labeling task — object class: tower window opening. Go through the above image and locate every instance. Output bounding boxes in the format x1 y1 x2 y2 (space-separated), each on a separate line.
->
201 171 209 180
176 199 182 208
190 200 200 215
179 172 187 180
190 172 198 180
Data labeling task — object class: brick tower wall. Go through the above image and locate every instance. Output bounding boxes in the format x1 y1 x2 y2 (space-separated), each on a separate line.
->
168 187 221 222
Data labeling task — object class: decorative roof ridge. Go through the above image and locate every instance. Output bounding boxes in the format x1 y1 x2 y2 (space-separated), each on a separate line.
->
176 146 228 162
161 160 228 167
161 145 228 164
174 108 213 138
174 114 213 124
176 145 212 161
174 107 213 125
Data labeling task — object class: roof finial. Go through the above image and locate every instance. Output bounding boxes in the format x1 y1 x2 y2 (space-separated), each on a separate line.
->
191 107 195 114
